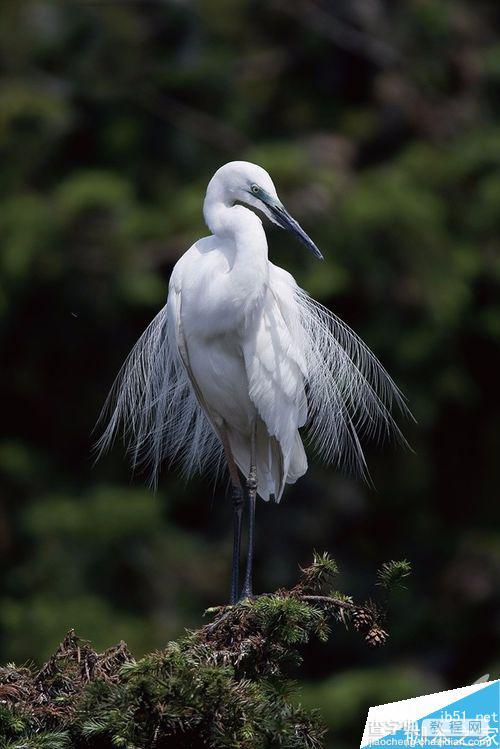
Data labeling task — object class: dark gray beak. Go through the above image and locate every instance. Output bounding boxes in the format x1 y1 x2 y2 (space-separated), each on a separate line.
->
268 202 324 260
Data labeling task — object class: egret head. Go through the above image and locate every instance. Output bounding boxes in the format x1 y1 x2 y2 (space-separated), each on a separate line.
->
205 161 324 260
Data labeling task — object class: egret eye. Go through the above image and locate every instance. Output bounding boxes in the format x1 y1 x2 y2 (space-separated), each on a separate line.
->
251 184 260 194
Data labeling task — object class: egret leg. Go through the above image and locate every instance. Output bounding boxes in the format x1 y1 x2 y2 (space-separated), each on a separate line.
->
241 422 258 600
230 484 244 604
220 426 244 605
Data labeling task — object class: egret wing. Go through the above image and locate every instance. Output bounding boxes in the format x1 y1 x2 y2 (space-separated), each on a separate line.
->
241 265 309 497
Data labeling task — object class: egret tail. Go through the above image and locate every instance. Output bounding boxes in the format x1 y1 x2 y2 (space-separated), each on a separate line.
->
222 420 307 502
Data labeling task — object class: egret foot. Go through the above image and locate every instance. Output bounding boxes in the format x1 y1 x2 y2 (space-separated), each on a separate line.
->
205 607 234 634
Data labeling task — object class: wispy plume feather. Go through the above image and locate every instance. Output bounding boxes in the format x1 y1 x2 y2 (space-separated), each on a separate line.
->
95 303 223 488
297 289 410 479
96 289 409 487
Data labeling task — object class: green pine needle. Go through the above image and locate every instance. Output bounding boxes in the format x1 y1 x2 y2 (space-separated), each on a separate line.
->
376 559 412 590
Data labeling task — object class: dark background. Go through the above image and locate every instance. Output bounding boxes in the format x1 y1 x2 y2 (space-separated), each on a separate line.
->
1 1 499 746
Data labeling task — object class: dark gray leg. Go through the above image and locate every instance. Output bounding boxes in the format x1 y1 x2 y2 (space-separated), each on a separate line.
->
219 425 244 605
230 484 244 605
241 423 257 599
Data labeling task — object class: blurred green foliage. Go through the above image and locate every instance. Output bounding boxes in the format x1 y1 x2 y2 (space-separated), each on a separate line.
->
1 1 499 747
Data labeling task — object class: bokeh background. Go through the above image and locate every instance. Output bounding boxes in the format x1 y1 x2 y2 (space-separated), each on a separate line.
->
1 1 500 746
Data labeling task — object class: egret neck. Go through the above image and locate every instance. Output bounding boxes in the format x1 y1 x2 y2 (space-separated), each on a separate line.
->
203 191 269 323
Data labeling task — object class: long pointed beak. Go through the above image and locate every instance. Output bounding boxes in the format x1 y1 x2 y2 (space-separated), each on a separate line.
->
268 202 324 260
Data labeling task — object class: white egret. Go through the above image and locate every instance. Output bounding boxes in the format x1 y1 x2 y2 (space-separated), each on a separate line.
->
98 161 407 603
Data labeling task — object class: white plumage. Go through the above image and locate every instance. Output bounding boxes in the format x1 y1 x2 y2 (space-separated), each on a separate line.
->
98 160 406 504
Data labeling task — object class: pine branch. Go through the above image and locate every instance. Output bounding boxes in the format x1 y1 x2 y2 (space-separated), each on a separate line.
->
0 553 408 749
